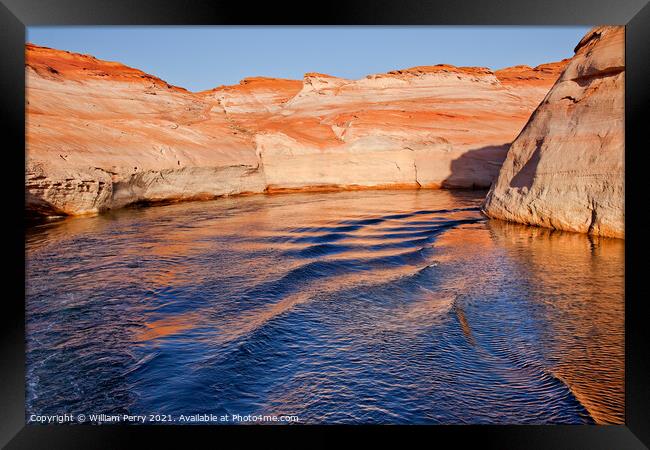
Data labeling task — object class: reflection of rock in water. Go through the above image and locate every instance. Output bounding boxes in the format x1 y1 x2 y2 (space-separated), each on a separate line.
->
486 220 624 424
26 190 623 424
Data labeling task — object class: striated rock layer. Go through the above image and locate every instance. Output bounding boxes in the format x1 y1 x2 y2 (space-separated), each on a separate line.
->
482 26 624 238
26 44 266 216
26 43 567 216
202 64 568 193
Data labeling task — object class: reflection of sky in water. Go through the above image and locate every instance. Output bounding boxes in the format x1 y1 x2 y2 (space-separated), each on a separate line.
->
26 190 624 424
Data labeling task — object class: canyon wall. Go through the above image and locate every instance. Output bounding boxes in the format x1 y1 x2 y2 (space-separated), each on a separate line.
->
26 44 266 216
26 43 566 216
202 65 567 192
482 26 624 238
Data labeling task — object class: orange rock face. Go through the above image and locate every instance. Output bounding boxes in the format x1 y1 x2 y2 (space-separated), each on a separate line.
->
26 44 266 216
483 26 624 238
26 43 567 216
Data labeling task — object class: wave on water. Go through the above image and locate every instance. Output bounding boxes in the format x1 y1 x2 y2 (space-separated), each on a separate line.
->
25 190 624 424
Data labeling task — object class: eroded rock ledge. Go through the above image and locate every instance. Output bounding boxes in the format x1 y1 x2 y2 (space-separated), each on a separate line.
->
482 26 624 239
26 43 567 217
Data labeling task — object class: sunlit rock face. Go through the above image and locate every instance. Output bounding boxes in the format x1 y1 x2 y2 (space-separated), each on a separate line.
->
203 65 567 192
26 43 566 216
482 26 624 238
25 44 266 216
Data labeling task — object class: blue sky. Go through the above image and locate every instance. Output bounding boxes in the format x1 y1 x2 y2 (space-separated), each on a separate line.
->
27 26 591 92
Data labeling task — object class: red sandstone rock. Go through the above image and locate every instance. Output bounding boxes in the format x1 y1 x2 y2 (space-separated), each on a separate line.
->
25 43 566 216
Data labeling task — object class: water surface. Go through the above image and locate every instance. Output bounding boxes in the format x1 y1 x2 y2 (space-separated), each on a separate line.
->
26 190 624 424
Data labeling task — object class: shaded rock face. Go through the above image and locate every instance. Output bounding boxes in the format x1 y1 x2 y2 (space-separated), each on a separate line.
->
26 43 566 216
482 26 624 238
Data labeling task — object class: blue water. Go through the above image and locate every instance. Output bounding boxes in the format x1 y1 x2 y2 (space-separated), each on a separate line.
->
25 190 624 424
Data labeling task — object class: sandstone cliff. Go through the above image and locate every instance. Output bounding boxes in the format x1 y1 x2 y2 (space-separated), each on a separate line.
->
482 26 624 238
26 43 566 216
206 64 567 193
26 44 269 216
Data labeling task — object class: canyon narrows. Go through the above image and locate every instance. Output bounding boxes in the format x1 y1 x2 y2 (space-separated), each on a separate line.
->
26 26 625 240
25 43 566 217
24 26 626 426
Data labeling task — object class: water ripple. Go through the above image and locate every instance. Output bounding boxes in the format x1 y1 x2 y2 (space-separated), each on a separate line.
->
26 190 624 424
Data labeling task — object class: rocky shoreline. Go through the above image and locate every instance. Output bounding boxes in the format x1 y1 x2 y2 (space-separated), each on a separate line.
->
26 43 565 217
482 26 624 239
26 26 624 239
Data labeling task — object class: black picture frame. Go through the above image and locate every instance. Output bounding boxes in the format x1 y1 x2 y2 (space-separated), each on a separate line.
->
2 0 648 448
